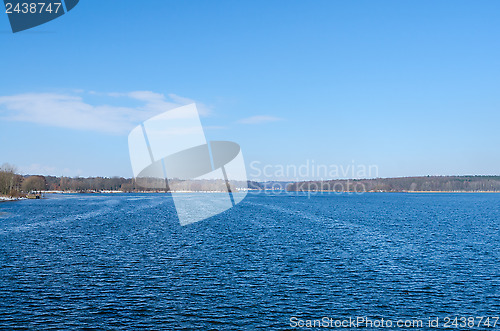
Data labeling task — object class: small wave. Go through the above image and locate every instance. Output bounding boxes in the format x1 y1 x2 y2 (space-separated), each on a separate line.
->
0 208 112 235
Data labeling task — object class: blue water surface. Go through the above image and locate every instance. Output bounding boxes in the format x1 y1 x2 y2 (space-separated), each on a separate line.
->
0 193 498 330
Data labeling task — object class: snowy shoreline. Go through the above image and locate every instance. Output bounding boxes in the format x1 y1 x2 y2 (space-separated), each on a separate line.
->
0 196 24 202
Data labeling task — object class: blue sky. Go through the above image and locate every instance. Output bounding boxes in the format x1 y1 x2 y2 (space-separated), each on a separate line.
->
1 0 499 180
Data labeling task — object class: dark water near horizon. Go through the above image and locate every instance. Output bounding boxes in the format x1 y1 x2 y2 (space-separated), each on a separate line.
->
0 193 498 330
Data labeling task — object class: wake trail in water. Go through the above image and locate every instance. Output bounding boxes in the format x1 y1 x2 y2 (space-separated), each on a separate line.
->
245 200 420 278
0 207 114 235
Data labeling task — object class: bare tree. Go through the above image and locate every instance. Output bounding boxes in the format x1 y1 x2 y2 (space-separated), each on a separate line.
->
0 163 21 196
21 176 47 193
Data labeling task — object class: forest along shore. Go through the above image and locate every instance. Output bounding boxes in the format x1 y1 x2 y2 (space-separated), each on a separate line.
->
3 162 500 194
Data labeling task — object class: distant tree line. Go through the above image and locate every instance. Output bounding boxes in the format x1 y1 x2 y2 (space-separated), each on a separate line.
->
44 177 251 192
287 176 500 192
0 165 260 195
3 162 500 196
45 176 132 192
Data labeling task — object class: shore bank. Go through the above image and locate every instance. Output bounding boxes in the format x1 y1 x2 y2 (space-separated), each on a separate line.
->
0 196 24 203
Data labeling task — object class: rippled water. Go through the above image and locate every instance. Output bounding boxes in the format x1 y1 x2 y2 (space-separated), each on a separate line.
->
0 193 498 329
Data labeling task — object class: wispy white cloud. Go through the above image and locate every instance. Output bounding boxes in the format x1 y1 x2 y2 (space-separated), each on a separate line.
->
168 93 212 116
238 115 284 124
203 125 227 130
0 91 211 135
104 91 212 116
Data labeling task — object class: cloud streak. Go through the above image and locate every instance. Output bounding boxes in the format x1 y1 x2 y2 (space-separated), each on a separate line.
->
238 115 284 124
0 91 211 135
